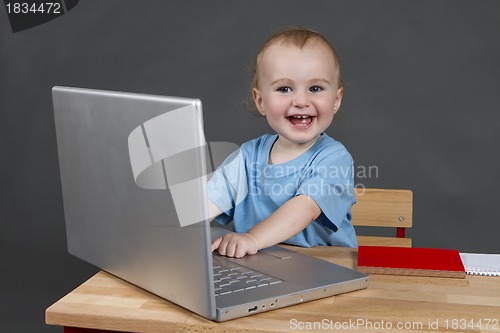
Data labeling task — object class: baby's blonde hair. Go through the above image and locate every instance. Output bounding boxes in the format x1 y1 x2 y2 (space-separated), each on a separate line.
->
251 27 343 91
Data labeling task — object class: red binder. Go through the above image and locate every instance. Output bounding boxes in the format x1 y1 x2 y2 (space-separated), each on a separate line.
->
357 246 466 278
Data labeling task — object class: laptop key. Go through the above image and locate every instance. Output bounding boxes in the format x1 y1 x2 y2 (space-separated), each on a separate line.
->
212 255 283 297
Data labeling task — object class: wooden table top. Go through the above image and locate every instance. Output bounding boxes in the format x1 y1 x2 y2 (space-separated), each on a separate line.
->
46 246 500 333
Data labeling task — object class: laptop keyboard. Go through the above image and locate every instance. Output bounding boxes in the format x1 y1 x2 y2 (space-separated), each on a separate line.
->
212 255 283 296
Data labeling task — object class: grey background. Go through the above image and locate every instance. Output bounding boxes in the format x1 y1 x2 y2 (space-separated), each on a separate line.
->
1 0 499 332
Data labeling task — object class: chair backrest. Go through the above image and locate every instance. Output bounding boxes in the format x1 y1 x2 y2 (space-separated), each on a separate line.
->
351 188 413 247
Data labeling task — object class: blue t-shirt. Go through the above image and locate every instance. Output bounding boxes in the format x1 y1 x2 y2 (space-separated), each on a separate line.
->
207 133 357 248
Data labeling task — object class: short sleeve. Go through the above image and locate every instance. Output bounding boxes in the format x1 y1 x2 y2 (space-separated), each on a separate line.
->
207 148 248 224
296 146 357 246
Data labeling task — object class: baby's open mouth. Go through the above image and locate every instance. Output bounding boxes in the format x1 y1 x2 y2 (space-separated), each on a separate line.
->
287 115 314 127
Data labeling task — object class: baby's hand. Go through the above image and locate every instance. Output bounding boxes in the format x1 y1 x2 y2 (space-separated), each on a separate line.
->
211 232 259 258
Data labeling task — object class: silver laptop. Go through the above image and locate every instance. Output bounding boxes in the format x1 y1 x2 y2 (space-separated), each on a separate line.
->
53 86 369 322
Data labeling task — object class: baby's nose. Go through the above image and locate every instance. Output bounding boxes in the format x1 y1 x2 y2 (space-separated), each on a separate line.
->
292 91 310 108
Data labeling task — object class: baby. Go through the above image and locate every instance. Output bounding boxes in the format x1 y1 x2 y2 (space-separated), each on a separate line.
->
208 27 356 258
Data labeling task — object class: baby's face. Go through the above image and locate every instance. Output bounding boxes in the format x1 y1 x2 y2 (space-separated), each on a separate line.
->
253 42 342 148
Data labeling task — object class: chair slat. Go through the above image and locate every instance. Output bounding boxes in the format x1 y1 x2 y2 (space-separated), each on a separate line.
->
356 235 412 248
351 188 413 228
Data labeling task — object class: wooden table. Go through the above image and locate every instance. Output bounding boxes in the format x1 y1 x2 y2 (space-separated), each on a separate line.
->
46 246 500 333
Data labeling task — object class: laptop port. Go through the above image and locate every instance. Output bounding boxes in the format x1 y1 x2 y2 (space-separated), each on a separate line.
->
248 306 258 313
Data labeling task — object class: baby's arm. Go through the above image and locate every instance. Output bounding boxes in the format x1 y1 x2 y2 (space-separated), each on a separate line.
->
208 200 223 221
211 195 321 258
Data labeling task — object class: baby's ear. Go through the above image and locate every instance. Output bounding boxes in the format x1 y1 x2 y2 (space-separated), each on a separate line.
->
252 88 266 116
333 87 343 114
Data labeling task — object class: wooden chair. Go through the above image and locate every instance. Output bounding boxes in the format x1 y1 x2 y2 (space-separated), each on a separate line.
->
351 188 413 247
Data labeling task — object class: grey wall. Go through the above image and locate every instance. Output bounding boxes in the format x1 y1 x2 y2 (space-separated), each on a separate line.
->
1 1 499 331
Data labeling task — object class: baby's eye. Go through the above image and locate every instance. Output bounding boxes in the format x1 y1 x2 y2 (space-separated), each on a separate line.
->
309 86 323 93
277 86 292 93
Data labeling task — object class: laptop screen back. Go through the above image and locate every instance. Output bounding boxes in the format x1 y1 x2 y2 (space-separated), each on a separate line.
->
53 86 217 319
